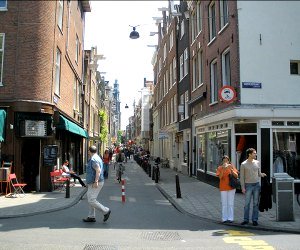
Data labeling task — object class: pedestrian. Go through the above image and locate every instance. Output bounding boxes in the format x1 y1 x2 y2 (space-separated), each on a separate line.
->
61 160 86 187
103 149 110 179
216 155 238 223
82 145 111 223
240 148 266 226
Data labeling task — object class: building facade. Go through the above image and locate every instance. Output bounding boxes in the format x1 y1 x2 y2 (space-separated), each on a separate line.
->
0 0 91 191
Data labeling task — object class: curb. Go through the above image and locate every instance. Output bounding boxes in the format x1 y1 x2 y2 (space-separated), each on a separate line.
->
156 184 300 235
0 189 87 219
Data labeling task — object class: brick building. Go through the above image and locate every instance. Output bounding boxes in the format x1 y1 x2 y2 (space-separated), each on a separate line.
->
0 0 91 191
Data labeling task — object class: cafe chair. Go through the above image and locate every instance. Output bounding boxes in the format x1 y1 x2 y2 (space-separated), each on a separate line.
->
8 173 27 197
50 171 69 191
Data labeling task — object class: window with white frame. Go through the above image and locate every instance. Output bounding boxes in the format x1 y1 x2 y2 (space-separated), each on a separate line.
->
166 69 169 92
179 54 184 80
196 2 202 35
192 54 198 90
180 20 185 39
209 2 216 41
174 93 177 122
169 30 173 51
184 48 188 77
75 35 79 63
73 76 79 111
210 59 218 103
163 74 166 96
169 63 173 89
290 61 300 75
220 0 229 29
180 94 185 121
184 91 189 119
198 50 203 86
170 96 174 123
55 48 61 95
57 0 64 31
191 11 196 41
166 100 169 125
0 33 4 86
222 48 231 86
0 0 7 10
173 57 177 84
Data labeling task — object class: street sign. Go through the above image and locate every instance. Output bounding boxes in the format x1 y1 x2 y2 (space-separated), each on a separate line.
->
158 131 169 139
219 86 236 103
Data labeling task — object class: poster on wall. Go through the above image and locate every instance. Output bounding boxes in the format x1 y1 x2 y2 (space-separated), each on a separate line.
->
43 145 58 167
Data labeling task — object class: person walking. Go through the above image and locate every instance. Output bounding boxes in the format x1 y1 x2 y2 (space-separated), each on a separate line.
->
240 148 266 226
82 145 111 223
216 155 238 223
103 149 110 179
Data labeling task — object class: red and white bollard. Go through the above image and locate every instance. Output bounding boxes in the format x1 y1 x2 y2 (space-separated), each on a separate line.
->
121 179 126 203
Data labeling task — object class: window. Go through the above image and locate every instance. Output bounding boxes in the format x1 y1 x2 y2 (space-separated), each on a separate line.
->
73 76 79 111
197 134 206 171
75 35 79 63
191 11 196 41
173 57 177 84
210 59 218 103
170 96 174 123
184 91 189 119
209 2 216 41
222 48 231 86
180 94 184 121
174 94 177 122
198 50 203 86
192 50 203 90
184 49 188 77
290 61 300 75
169 63 173 89
57 0 64 31
163 43 167 61
179 54 184 80
0 0 7 10
180 20 185 39
196 2 202 35
220 0 229 29
55 48 61 95
169 31 173 51
166 69 169 92
0 33 4 86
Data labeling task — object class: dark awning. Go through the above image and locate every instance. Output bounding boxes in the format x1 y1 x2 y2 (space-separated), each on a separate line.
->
0 109 6 142
56 115 88 138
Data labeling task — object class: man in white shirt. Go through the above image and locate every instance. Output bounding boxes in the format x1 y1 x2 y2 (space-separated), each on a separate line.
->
62 160 86 187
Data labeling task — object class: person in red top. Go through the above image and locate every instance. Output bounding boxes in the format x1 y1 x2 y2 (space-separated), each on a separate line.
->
216 155 238 223
102 149 110 179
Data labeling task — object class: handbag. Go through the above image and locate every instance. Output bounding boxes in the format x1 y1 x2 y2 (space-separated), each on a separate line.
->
229 171 241 189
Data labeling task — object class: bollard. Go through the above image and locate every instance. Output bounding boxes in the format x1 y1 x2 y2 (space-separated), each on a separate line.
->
148 164 152 177
65 179 70 198
155 166 159 183
175 174 181 198
121 179 126 203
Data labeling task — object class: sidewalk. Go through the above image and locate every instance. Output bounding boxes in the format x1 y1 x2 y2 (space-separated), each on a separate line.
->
0 160 299 234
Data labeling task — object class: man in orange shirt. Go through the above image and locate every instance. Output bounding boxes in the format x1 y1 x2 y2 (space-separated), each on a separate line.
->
216 155 238 223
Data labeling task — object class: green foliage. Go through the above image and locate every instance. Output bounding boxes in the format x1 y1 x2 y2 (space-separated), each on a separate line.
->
99 109 108 143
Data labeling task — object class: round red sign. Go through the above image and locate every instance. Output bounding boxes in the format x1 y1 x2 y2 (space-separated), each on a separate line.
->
218 86 236 103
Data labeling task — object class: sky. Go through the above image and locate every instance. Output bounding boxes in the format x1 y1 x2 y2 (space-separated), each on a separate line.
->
84 1 169 130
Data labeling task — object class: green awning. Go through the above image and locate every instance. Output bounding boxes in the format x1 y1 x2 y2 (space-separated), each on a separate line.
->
56 115 88 138
0 110 6 142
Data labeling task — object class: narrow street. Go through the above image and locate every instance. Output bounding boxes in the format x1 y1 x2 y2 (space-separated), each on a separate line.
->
0 160 299 250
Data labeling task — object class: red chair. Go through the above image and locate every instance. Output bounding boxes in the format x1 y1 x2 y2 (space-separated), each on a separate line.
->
50 171 69 191
8 173 27 197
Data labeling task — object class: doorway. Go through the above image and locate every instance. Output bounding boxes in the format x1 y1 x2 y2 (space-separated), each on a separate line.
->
235 135 257 171
21 139 40 191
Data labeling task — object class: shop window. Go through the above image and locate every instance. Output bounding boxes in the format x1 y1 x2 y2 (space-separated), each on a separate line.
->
207 130 230 173
273 131 300 179
197 134 206 171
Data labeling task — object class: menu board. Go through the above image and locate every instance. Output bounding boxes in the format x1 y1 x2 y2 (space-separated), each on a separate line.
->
43 145 58 167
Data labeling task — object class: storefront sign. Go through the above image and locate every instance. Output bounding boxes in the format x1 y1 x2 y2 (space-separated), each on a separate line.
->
242 82 262 88
158 131 169 139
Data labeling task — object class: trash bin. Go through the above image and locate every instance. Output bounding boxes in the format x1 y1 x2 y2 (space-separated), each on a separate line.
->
272 173 294 221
